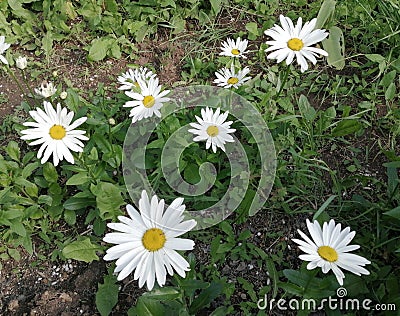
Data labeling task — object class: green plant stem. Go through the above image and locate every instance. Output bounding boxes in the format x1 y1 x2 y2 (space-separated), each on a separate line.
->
5 66 36 108
275 65 290 100
21 69 37 105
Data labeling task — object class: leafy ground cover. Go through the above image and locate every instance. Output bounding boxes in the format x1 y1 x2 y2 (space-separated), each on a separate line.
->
0 0 399 315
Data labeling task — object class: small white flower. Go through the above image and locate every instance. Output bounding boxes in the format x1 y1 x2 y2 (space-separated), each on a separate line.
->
123 77 170 123
20 101 88 166
188 107 236 153
214 65 251 89
292 219 371 286
264 15 329 72
219 37 248 58
35 82 57 98
103 190 197 290
16 56 27 70
60 91 68 100
0 36 11 65
117 67 156 91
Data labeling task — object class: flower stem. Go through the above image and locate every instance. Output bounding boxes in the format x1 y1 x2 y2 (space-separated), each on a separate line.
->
275 65 290 100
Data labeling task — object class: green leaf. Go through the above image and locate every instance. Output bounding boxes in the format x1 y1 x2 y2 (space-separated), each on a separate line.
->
265 259 278 298
189 282 223 314
136 297 165 316
43 162 58 183
323 26 345 70
22 162 39 179
11 221 26 237
245 22 259 40
384 206 400 220
64 209 76 225
298 94 316 121
315 0 336 29
385 82 396 101
365 54 385 63
143 287 181 301
42 31 53 59
88 38 113 62
66 172 91 186
331 120 362 137
63 195 95 210
93 182 124 220
210 0 222 15
6 141 20 161
183 163 200 184
313 195 337 220
96 274 119 316
62 238 100 262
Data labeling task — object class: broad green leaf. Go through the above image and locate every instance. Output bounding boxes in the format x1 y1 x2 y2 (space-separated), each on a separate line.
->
43 162 58 183
94 182 124 220
88 38 113 62
64 209 76 225
323 26 345 70
136 297 165 316
22 162 39 179
385 82 396 101
298 94 316 121
66 172 91 186
62 238 100 262
183 163 200 184
331 120 362 137
96 274 119 316
245 22 259 40
384 206 400 220
365 54 385 63
315 0 336 29
38 195 53 206
42 31 53 59
210 0 222 15
6 141 20 161
11 221 26 237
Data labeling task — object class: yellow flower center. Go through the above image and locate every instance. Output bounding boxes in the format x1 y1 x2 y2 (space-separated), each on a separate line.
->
142 228 166 251
206 125 219 137
143 95 155 108
287 38 304 51
318 246 338 262
49 124 66 140
227 77 239 85
231 48 240 55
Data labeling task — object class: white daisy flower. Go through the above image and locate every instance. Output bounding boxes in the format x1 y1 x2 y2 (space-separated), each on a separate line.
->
117 67 156 91
219 37 248 58
292 219 371 286
20 101 88 166
123 77 170 123
264 15 329 72
103 190 197 290
16 56 27 70
0 36 11 65
34 81 57 98
188 107 236 153
214 65 251 89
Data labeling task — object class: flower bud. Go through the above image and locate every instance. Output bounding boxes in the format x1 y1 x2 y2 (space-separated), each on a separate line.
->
16 56 27 70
